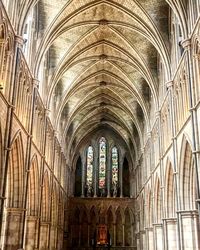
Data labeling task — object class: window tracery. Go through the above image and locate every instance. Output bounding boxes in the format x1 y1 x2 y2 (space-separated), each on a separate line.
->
81 137 124 197
111 146 118 187
86 146 94 189
99 137 106 189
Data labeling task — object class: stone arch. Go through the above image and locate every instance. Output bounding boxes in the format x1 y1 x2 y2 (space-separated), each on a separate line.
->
51 183 58 226
146 187 152 227
74 155 82 197
0 22 6 40
154 176 162 223
50 183 59 250
80 206 88 247
0 20 13 93
165 160 176 218
107 206 114 245
7 131 24 208
41 171 50 222
27 154 39 216
90 206 97 242
116 207 123 246
58 190 64 228
124 208 132 246
140 193 145 229
71 206 80 247
179 136 197 210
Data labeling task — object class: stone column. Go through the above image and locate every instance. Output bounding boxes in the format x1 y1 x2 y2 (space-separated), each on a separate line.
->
178 210 199 250
131 223 134 247
153 223 163 250
39 221 51 249
119 158 123 198
147 227 154 250
182 39 200 215
2 208 24 249
164 218 177 250
136 232 140 250
25 216 39 250
81 155 86 197
113 223 116 246
79 224 82 246
122 224 125 246
167 80 182 249
88 224 90 247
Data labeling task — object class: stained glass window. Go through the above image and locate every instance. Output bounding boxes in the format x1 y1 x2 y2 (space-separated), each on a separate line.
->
87 146 94 187
112 147 118 186
99 137 106 189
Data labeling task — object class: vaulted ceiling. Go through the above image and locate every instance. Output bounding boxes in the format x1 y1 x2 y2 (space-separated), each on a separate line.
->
21 0 173 162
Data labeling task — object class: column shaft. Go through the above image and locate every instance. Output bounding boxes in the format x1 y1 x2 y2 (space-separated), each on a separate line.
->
120 160 123 197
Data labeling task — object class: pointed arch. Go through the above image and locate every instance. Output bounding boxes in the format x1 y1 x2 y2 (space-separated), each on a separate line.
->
179 136 197 210
80 207 88 247
124 208 132 246
6 132 24 208
165 160 176 218
27 154 39 216
116 207 123 246
146 187 152 227
154 176 162 223
58 190 64 228
140 193 145 229
41 171 50 222
51 183 58 226
107 206 114 243
90 206 97 242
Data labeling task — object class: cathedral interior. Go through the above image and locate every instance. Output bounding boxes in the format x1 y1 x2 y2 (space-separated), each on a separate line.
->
0 0 200 249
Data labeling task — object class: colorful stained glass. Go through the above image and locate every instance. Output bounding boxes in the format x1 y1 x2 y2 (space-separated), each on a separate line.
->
112 147 118 186
87 146 94 187
99 137 106 189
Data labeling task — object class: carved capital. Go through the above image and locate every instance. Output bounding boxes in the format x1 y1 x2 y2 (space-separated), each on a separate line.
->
181 39 191 50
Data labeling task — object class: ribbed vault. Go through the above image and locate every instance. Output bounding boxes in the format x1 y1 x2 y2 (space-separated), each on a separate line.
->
19 0 173 164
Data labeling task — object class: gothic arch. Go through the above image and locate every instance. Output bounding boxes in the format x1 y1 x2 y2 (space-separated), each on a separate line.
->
58 191 64 228
41 171 50 222
80 206 88 247
179 136 197 210
90 206 97 242
124 208 133 246
107 206 114 245
27 155 39 216
165 160 176 218
50 183 59 250
154 176 162 223
6 131 24 208
116 207 123 246
51 183 58 226
146 187 152 227
140 193 145 229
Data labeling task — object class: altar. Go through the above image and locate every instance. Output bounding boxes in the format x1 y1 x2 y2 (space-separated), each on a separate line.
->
97 224 109 246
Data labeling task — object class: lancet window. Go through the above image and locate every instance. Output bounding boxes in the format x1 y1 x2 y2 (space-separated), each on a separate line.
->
80 137 126 198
